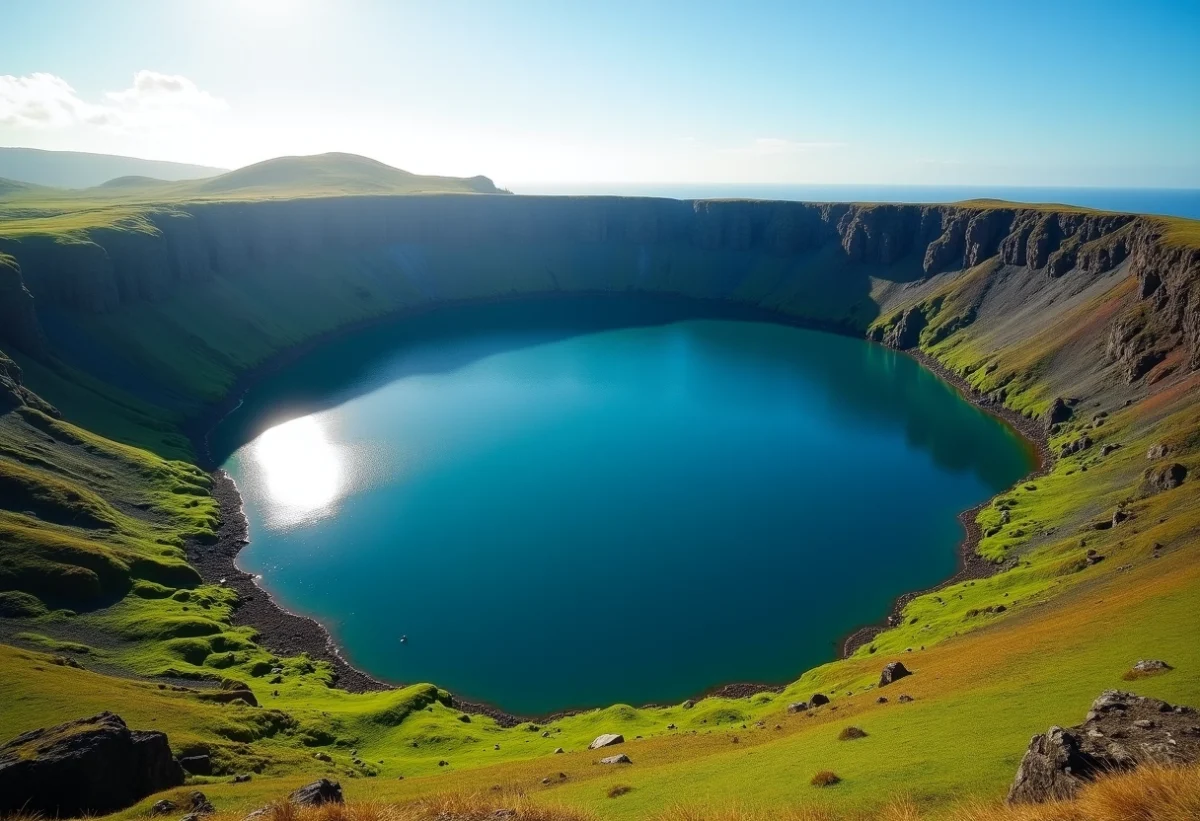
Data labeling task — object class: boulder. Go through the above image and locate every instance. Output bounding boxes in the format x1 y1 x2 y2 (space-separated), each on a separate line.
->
1059 436 1093 457
180 754 212 775
151 799 176 816
786 702 808 714
809 693 830 707
289 778 344 806
1146 443 1169 460
599 754 632 765
1008 691 1200 804
1045 398 1073 428
1142 463 1188 495
878 661 912 687
0 712 184 817
1132 659 1172 673
588 733 624 750
1007 726 1101 804
188 792 215 815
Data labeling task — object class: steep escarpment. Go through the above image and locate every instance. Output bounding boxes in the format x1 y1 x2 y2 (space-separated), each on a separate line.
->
1 198 1195 413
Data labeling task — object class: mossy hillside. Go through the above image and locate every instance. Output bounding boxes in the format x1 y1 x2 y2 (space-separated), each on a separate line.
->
0 407 215 605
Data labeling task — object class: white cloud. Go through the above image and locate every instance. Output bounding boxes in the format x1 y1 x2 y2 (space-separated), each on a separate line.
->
0 70 224 131
721 137 846 156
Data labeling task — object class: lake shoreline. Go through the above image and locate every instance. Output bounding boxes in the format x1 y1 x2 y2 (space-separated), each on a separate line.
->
839 350 1053 657
185 292 1046 723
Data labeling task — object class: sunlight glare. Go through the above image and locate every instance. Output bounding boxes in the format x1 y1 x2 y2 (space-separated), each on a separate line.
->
252 415 344 517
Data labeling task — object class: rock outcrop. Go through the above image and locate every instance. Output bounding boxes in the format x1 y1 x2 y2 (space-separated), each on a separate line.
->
0 712 184 817
1007 691 1200 804
289 778 344 806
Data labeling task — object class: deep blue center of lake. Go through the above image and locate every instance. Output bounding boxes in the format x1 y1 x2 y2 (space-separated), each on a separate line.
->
215 297 1032 715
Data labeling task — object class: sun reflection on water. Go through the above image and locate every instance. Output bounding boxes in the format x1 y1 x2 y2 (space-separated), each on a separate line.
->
251 416 344 526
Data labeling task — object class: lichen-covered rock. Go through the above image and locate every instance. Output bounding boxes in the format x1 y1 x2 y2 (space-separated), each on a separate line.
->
1007 691 1200 804
0 712 183 818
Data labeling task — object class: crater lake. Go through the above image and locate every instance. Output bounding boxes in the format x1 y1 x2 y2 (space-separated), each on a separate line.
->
213 297 1033 715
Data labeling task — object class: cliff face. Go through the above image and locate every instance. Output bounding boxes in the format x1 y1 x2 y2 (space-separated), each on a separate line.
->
0 254 45 356
0 196 1195 408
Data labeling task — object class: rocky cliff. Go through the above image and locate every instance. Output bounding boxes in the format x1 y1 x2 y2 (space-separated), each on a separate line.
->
0 196 1196 418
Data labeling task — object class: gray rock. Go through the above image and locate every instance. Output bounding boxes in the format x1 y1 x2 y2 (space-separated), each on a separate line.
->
553 747 564 754
289 778 343 806
1008 691 1200 804
1142 463 1188 495
599 754 631 765
152 800 177 816
1132 659 1172 673
588 733 624 750
787 702 808 713
1007 726 1101 804
0 712 184 817
878 661 912 687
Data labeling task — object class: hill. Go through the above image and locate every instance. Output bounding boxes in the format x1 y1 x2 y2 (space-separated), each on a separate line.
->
0 147 224 189
190 152 505 197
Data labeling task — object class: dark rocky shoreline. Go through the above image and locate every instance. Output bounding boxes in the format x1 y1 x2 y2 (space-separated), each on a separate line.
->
840 349 1054 657
187 471 391 694
185 299 1048 724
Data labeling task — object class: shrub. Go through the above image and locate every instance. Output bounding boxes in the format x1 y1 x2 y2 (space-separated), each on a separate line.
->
811 770 841 787
838 726 868 741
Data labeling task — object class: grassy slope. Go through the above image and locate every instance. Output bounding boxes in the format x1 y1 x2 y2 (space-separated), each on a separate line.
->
0 197 1197 819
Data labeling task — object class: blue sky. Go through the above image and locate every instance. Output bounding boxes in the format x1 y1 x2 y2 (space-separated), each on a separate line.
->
2 0 1198 186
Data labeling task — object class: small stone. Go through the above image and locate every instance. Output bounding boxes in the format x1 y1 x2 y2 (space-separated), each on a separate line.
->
588 733 624 750
787 702 808 714
898 694 914 703
598 754 631 765
553 747 564 754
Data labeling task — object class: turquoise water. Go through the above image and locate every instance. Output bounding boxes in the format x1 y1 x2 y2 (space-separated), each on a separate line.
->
215 298 1033 715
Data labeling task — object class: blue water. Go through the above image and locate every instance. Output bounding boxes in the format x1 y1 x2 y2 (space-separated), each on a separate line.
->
215 298 1033 715
516 183 1200 220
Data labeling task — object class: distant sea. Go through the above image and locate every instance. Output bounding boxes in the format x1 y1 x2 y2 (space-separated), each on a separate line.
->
513 183 1200 221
